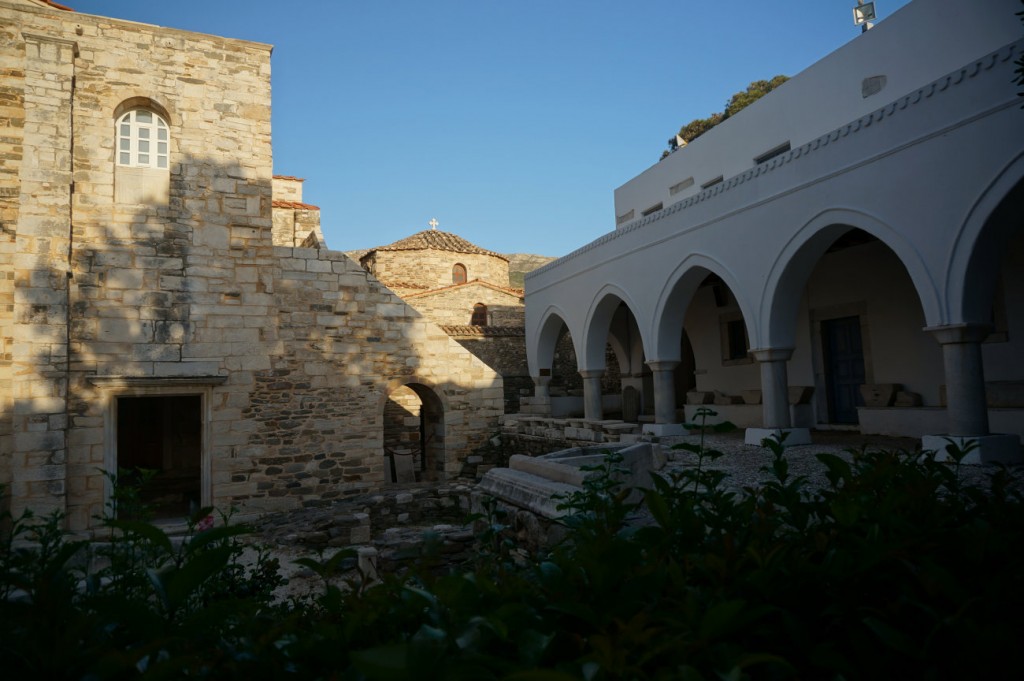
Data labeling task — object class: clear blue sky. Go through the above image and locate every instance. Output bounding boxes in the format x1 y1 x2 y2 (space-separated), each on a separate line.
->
69 0 910 257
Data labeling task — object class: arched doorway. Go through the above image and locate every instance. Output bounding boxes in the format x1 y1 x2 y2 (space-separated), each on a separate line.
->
533 309 587 416
606 302 642 421
945 171 1024 443
653 261 756 426
583 292 643 421
775 226 939 428
382 382 445 483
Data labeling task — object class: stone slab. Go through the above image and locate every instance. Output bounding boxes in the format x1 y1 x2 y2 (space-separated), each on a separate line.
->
509 454 587 486
476 468 580 519
860 383 898 407
603 423 640 434
686 390 714 405
477 442 666 518
894 390 922 407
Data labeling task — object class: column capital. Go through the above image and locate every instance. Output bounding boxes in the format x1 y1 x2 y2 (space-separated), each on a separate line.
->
924 323 991 345
646 360 679 372
749 347 794 363
578 369 605 379
532 375 552 387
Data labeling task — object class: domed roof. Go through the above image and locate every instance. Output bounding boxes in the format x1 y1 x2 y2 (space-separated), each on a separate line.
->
362 229 508 262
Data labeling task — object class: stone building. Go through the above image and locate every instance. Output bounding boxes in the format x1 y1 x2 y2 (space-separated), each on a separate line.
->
525 0 1024 461
0 0 503 530
358 227 533 411
271 175 325 249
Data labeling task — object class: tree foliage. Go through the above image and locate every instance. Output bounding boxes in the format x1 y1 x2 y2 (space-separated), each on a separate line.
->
663 75 790 159
1017 1 1024 104
722 75 790 119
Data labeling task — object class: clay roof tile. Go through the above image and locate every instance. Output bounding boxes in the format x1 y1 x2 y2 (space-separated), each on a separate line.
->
272 199 319 210
362 229 507 262
37 0 74 11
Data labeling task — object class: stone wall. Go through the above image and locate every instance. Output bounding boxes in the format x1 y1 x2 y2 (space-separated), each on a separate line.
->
272 205 323 248
272 176 303 202
271 176 324 247
367 249 509 291
1 0 504 530
228 248 503 516
0 13 19 499
3 5 80 518
361 241 530 416
445 329 529 412
548 332 622 397
405 284 524 327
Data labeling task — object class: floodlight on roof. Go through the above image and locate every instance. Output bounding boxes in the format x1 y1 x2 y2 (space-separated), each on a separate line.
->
853 1 877 26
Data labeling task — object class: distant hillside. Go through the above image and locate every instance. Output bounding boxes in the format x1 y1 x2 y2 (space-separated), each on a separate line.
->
505 253 557 289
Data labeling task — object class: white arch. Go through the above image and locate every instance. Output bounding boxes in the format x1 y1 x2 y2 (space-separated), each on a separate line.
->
760 208 941 348
529 305 577 378
604 304 646 376
376 376 451 418
945 152 1024 324
581 285 645 372
650 253 756 361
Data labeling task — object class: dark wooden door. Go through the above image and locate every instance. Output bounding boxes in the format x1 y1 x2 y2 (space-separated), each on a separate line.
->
822 316 866 424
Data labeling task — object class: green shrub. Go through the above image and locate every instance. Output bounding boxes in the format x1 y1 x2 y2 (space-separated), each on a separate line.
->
2 439 1023 679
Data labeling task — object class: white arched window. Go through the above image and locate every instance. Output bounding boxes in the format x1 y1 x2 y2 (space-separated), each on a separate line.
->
117 109 169 169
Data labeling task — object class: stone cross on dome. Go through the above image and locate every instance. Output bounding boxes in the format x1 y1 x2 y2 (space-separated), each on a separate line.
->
428 218 439 230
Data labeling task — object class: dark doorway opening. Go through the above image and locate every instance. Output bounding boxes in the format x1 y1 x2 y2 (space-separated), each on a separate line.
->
822 316 866 424
383 384 445 484
116 395 202 519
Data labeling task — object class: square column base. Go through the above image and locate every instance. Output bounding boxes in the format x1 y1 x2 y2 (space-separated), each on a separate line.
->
642 423 690 437
744 427 812 447
921 434 1022 465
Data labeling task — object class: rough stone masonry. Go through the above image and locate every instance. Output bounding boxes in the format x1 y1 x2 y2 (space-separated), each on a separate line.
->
0 0 503 532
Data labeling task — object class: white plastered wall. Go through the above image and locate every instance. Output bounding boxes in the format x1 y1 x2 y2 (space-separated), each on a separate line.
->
613 0 1024 225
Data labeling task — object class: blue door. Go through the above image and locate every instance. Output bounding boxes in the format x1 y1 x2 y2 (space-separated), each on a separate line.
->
822 316 866 424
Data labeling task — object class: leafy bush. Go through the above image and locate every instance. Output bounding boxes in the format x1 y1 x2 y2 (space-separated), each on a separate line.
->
662 76 789 159
2 439 1023 679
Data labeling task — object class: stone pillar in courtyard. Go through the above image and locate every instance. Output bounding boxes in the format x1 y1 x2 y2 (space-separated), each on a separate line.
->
522 374 553 416
745 348 811 446
579 369 604 421
533 374 551 399
923 324 1021 463
643 360 687 436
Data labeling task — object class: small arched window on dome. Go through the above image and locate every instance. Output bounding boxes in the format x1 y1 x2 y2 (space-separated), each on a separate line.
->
452 263 467 284
471 303 488 326
117 109 169 169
